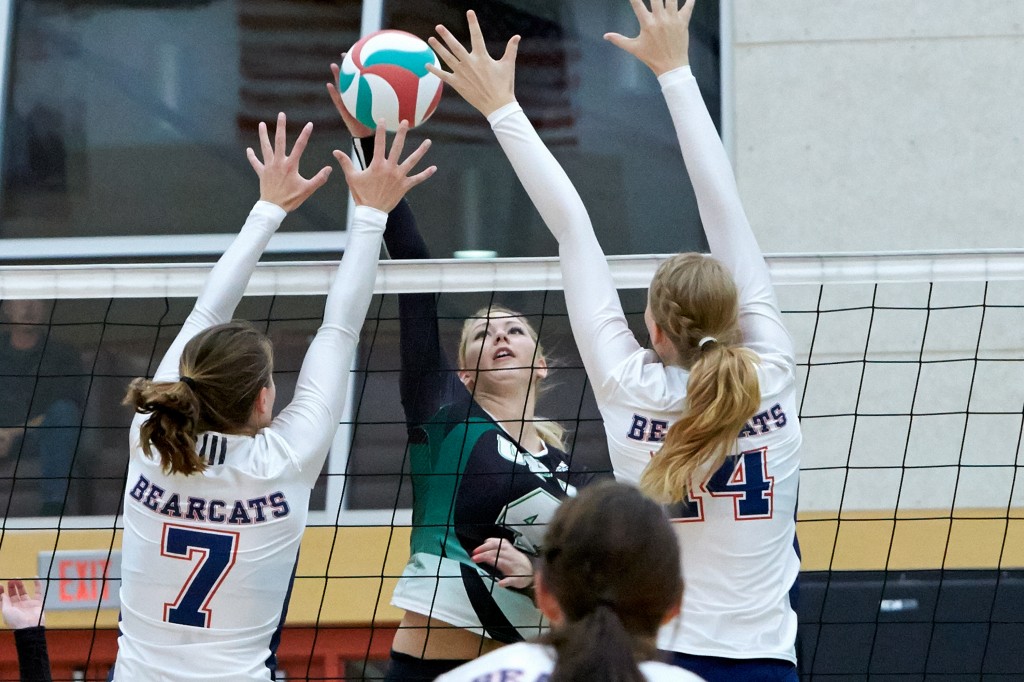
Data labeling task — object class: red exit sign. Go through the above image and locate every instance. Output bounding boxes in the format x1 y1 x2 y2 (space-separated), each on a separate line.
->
39 551 121 611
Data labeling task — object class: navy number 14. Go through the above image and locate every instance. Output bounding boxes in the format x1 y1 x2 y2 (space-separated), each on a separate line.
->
669 447 773 522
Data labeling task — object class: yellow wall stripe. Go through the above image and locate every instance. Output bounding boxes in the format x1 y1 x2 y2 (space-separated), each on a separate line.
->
3 508 1020 629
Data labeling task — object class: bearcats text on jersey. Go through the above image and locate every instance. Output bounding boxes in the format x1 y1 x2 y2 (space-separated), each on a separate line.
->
128 474 290 525
627 402 789 443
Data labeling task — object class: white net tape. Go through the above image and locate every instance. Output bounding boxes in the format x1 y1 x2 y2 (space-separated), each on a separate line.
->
2 250 1023 300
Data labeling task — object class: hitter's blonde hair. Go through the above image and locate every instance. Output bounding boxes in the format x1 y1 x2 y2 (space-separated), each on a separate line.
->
458 305 565 450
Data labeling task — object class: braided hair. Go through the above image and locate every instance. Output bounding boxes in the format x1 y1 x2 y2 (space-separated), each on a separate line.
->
639 253 760 503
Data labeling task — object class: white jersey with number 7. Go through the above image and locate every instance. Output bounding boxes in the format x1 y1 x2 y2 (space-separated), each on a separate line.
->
114 201 387 681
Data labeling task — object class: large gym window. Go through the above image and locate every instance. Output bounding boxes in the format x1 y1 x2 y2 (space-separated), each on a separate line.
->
0 0 721 260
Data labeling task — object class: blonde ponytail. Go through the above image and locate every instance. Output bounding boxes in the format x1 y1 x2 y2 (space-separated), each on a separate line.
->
640 253 760 503
640 344 760 503
535 419 566 451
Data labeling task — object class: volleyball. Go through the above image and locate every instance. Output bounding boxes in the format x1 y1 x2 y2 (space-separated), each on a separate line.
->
338 30 443 132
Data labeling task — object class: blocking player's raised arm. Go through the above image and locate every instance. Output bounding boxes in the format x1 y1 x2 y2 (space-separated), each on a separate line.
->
349 132 464 431
659 71 792 361
607 0 793 362
486 107 642 395
153 114 332 382
271 122 435 483
425 10 642 399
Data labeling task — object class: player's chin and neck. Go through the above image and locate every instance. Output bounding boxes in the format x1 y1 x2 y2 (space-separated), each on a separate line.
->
470 372 540 414
473 368 539 395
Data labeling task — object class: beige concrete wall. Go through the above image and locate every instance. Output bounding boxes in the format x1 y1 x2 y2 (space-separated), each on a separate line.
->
730 0 1024 252
727 2 1024 533
777 277 1024 517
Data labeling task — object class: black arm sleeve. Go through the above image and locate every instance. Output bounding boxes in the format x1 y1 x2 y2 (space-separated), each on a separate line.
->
354 137 465 431
14 627 53 682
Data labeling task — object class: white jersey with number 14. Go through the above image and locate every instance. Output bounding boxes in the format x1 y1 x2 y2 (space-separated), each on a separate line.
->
486 66 802 664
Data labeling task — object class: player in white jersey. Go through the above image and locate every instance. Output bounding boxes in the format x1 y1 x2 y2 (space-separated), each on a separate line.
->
428 3 801 680
437 482 704 682
113 115 434 682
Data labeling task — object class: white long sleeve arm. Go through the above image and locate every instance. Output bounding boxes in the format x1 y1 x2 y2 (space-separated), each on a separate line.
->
488 103 642 399
658 67 794 361
270 205 387 485
153 200 286 382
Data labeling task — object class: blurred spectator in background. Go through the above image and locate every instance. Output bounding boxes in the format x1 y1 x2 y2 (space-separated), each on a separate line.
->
0 300 84 516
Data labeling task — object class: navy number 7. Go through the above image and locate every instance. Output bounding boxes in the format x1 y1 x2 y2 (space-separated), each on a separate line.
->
670 447 773 522
161 524 240 627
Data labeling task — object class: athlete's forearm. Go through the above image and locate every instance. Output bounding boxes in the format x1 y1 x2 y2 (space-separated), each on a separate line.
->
276 205 385 474
659 67 769 297
488 105 640 396
661 67 792 358
15 626 53 682
353 136 460 426
153 201 284 381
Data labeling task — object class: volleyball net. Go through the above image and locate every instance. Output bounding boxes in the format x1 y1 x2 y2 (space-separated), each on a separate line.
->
0 251 1021 680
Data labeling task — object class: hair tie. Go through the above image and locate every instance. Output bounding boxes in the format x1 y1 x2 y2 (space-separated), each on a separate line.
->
698 336 718 349
595 596 616 610
180 376 197 389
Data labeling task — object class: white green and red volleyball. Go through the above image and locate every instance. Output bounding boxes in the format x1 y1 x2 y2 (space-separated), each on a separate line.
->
339 30 443 132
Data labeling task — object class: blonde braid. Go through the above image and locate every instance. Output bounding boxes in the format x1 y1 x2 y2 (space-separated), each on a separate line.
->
640 254 760 503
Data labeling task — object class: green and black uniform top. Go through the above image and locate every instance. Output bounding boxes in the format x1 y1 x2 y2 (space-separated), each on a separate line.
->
360 139 596 644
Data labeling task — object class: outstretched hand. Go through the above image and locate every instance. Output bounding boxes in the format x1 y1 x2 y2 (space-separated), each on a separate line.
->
426 10 520 118
472 538 535 590
604 0 695 76
1 579 45 629
246 112 332 213
327 58 374 139
333 121 435 213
